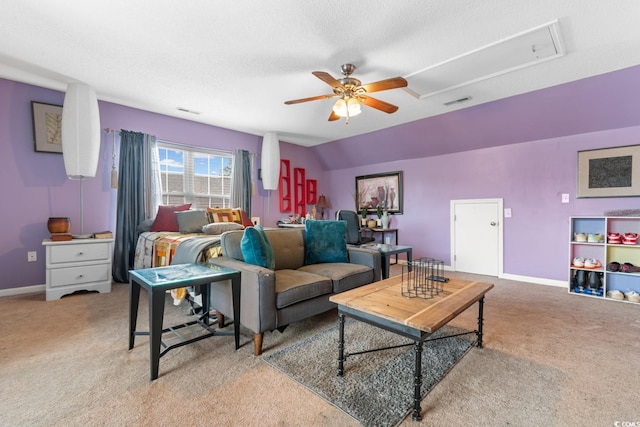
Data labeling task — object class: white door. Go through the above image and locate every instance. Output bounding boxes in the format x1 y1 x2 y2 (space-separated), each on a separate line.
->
451 199 503 276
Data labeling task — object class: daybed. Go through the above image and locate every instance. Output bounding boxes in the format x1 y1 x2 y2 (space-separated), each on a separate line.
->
133 206 253 270
209 220 382 355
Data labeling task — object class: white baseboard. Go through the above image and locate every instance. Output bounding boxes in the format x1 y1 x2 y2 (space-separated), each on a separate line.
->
396 260 566 288
0 284 45 298
499 273 566 288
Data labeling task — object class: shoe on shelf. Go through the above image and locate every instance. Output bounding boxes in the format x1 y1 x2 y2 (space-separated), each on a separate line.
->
606 261 621 272
624 290 640 302
584 258 601 269
572 257 585 268
608 232 622 244
574 232 587 242
623 233 638 245
607 290 625 300
620 263 640 273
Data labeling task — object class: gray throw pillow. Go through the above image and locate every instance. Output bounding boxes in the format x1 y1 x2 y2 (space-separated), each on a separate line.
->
175 210 209 233
202 222 243 235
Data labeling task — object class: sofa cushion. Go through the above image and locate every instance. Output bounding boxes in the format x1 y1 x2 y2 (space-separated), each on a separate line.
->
275 269 333 309
175 209 209 233
299 262 374 293
265 228 306 270
304 220 348 265
150 204 191 232
240 225 275 270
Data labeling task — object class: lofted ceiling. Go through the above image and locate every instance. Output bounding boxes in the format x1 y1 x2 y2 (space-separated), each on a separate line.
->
2 1 640 147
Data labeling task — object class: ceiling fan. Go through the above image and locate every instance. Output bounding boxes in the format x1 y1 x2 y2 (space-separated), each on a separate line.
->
284 64 408 124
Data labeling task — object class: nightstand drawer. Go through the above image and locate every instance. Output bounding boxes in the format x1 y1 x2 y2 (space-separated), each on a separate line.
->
49 242 111 264
49 264 110 288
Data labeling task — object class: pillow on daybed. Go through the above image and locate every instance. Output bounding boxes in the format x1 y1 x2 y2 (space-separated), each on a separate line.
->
175 210 209 233
304 220 348 265
202 222 243 235
150 204 191 232
240 225 275 269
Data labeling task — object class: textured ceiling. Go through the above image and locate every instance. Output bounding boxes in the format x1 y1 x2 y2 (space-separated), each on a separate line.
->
2 1 640 147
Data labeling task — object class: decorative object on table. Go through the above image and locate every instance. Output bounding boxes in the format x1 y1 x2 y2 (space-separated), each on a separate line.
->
316 194 329 219
92 230 113 239
401 257 446 299
367 218 377 229
47 217 72 241
376 205 383 227
31 101 63 153
61 82 101 238
381 209 390 229
360 206 368 226
355 171 403 214
577 144 640 198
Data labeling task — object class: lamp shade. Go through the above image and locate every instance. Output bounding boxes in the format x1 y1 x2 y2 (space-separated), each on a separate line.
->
261 132 280 190
61 82 101 178
316 195 328 208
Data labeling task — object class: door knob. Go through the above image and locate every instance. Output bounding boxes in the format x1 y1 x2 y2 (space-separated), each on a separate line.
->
490 221 497 226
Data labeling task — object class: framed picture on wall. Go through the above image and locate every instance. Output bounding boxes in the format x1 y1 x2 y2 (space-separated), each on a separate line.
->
31 101 63 153
577 145 640 198
355 171 403 214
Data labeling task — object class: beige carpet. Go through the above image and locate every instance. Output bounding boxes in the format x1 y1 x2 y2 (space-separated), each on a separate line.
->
1 268 639 426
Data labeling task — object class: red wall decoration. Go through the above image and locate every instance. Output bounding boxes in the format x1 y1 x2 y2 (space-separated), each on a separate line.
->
294 167 306 217
278 159 291 212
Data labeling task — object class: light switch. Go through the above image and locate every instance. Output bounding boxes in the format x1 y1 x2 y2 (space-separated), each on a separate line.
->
504 208 512 218
561 193 570 203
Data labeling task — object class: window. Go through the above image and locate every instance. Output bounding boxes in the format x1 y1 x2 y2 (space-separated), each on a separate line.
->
157 141 233 209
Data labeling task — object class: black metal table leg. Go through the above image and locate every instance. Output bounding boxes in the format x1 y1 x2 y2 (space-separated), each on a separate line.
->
231 275 241 350
149 288 166 381
337 313 345 376
476 296 485 348
128 279 141 350
412 339 423 421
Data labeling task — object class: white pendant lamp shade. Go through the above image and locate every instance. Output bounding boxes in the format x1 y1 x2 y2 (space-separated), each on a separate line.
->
61 83 101 178
261 132 280 191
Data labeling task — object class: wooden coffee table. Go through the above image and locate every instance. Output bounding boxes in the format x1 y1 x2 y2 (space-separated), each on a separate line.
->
330 275 493 421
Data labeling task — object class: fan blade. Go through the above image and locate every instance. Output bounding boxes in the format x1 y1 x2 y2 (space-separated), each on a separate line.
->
328 111 340 121
284 94 335 105
361 77 407 94
360 96 399 114
312 71 343 89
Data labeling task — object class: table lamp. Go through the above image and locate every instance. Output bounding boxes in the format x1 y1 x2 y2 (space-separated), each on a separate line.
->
316 195 329 219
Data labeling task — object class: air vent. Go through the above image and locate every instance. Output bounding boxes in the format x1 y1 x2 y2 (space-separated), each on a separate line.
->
443 96 472 106
405 20 565 99
176 107 202 115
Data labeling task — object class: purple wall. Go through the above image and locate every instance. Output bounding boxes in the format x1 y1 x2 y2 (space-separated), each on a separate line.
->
0 78 325 290
325 126 640 282
3 64 640 291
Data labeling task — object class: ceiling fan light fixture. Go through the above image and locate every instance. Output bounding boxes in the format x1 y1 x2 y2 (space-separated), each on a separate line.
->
332 97 361 118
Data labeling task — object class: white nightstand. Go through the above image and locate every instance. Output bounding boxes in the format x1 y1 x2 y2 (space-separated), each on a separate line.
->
42 238 114 301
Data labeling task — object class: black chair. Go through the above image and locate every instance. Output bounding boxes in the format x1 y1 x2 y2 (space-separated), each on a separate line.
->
336 210 375 245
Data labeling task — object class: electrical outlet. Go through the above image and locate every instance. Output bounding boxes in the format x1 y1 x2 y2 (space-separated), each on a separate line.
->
27 251 37 262
561 193 570 203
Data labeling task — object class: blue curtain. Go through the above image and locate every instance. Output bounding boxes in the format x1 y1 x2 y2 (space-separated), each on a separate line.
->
230 149 252 216
112 131 146 283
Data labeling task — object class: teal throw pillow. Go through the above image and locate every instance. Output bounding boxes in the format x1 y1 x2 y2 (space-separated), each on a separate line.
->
240 225 275 270
304 220 348 265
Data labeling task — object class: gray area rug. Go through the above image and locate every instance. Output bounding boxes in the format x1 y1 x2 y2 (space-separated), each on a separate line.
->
263 320 475 426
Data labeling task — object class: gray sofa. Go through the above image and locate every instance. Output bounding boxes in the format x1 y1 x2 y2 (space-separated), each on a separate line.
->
209 227 381 355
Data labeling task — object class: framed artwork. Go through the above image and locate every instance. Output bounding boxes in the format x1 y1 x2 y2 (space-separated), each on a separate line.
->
355 171 403 214
577 145 640 198
31 101 63 153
